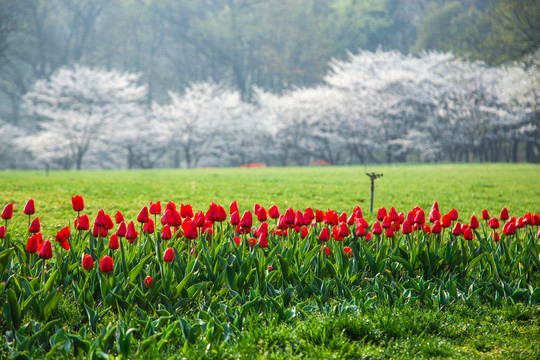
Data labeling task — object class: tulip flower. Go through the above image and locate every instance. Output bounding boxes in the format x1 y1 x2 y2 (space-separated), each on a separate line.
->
55 226 70 250
451 222 462 236
469 215 479 229
488 217 499 229
163 248 174 262
38 240 52 260
268 205 279 219
401 220 412 235
381 216 392 229
406 211 415 225
182 219 198 239
258 232 268 248
385 227 394 238
365 232 372 242
229 201 239 215
315 209 324 223
276 215 287 230
161 224 172 240
320 246 330 257
232 236 240 246
94 209 107 228
372 221 382 235
75 214 90 231
414 210 425 224
24 199 35 215
304 207 315 222
0 225 5 239
248 238 257 247
125 221 138 243
284 208 295 225
149 201 161 215
165 201 176 212
109 234 119 250
338 222 349 237
431 220 442 234
355 222 366 237
376 207 386 222
256 222 269 237
71 195 84 212
318 227 329 242
343 247 352 257
137 206 150 223
116 221 127 238
216 205 227 222
170 210 182 227
201 220 213 235
1 203 13 220
256 207 267 222
230 211 240 226
115 211 124 224
82 254 94 271
92 224 107 238
144 276 152 288
428 203 440 222
295 210 308 227
499 207 509 221
100 255 113 273
331 225 342 241
143 219 155 234
239 211 253 229
492 230 500 242
26 234 39 253
448 208 458 221
193 211 205 227
206 202 219 222
29 217 40 233
481 209 489 220
463 228 473 240
300 226 308 239
104 215 114 230
441 214 451 228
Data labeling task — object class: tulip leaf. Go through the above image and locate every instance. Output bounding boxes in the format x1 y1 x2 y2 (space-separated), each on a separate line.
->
129 253 153 283
7 288 21 330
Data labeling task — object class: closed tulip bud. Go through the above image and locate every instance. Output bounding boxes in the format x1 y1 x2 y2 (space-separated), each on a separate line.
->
258 232 268 248
428 208 440 223
355 222 366 237
481 209 489 220
284 208 295 225
137 206 150 223
1 203 13 220
451 222 462 236
331 225 342 241
533 213 540 226
441 214 451 228
100 255 113 273
338 222 349 237
398 212 404 224
230 211 240 226
182 219 198 240
202 220 213 235
109 234 119 250
414 210 425 224
499 207 509 221
431 220 442 234
353 206 363 219
144 276 152 288
376 207 386 222
295 210 307 227
315 209 324 223
216 205 227 222
469 215 479 229
55 226 70 250
71 195 84 212
94 209 107 228
143 219 155 234
406 211 415 225
75 214 90 231
492 230 500 242
337 212 346 223
256 222 269 237
488 217 499 229
381 216 392 229
229 201 239 215
82 254 93 270
318 227 329 242
448 208 458 221
149 201 161 215
206 203 219 222
169 210 182 227
163 248 174 262
401 220 412 235
385 227 394 238
23 199 35 215
194 211 205 227
161 224 172 240
372 221 382 235
256 207 267 222
304 207 315 222
254 203 261 215
346 213 355 225
461 223 468 232
343 246 352 257
125 221 138 242
232 236 240 246
516 217 524 228
239 211 253 229
105 215 114 230
320 246 329 257
268 205 280 219
300 226 308 239
114 211 124 224
29 217 40 233
0 225 4 239
38 239 52 259
116 221 127 238
463 228 473 240
26 234 39 253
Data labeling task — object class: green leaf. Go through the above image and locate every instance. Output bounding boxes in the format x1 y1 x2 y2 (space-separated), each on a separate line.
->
129 253 154 283
7 288 21 329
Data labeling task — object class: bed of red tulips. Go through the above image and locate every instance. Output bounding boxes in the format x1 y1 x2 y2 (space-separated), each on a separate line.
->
1 197 539 357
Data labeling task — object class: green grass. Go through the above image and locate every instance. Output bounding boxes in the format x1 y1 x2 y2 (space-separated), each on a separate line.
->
1 163 539 235
1 163 539 359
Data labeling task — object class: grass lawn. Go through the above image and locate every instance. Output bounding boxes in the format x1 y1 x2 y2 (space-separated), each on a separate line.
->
0 163 539 359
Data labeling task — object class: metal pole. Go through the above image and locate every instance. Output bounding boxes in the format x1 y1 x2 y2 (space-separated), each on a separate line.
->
366 172 383 213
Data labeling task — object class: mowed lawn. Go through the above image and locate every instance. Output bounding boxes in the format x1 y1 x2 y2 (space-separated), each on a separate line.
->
1 163 538 235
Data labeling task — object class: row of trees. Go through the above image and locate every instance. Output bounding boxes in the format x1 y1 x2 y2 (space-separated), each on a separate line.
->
2 50 538 170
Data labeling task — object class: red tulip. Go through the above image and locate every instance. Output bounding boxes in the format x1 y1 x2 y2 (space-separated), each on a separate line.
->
163 247 174 262
216 205 227 222
385 227 394 238
300 226 308 239
23 199 35 215
492 230 500 242
431 220 442 234
29 217 40 233
125 221 138 243
463 228 473 240
71 195 84 212
398 212 404 224
343 246 352 257
488 217 499 229
1 203 13 220
38 239 52 260
355 222 366 237
94 209 107 228
82 254 93 271
99 255 113 273
230 211 240 226
451 222 462 236
75 214 90 231
331 225 342 241
376 207 386 222
414 210 425 224
232 236 240 246
109 234 119 250
165 201 176 212
137 206 150 223
115 211 124 224
144 276 152 288
170 210 182 227
206 202 219 222
338 222 349 237
0 225 5 239
381 216 392 229
92 224 107 238
315 209 324 223
248 238 257 247
256 222 269 237
239 211 253 229
268 205 279 219
182 219 198 239
104 215 114 230
481 209 489 220
516 217 524 229
401 220 412 235
353 206 363 219
55 226 70 250
441 214 451 228
428 202 440 222
295 210 307 227
469 215 479 229
499 207 509 221
318 227 329 242
448 208 458 221
258 232 268 248
143 219 155 234
276 215 287 230
193 211 205 227
304 207 315 222
26 234 39 253
406 211 415 225
229 201 239 215
116 221 127 237
201 220 213 235
372 221 382 235
533 213 540 226
161 224 172 240
320 246 329 257
256 207 267 222
284 208 295 225
180 203 193 219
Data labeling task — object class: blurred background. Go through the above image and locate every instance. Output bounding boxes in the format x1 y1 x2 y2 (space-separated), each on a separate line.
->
0 0 538 169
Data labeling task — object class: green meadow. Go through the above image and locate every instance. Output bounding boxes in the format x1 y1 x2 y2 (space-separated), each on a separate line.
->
1 163 539 359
